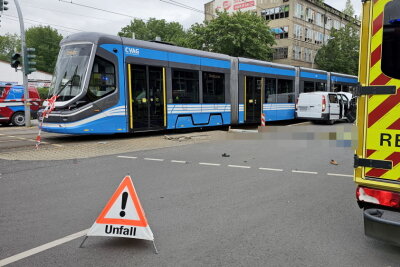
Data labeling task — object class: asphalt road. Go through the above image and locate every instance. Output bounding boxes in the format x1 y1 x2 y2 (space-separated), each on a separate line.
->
0 123 399 266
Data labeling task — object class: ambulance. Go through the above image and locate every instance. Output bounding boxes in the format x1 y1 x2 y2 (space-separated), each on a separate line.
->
355 0 400 246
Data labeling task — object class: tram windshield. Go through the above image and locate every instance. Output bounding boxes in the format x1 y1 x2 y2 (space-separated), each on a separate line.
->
48 44 93 102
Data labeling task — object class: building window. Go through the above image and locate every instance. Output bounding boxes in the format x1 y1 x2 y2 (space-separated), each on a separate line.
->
273 47 288 60
314 31 323 45
305 28 313 42
87 56 116 101
172 69 199 103
202 72 225 103
316 13 324 27
293 46 302 60
306 8 314 23
325 17 332 29
262 5 289 20
272 26 289 39
294 3 304 19
303 48 313 62
277 79 294 103
333 20 341 29
294 24 303 39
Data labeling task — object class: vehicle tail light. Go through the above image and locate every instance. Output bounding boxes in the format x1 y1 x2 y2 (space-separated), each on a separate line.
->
322 95 326 112
356 186 400 209
295 98 298 110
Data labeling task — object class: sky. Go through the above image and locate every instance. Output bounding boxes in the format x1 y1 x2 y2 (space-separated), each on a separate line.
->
0 0 362 37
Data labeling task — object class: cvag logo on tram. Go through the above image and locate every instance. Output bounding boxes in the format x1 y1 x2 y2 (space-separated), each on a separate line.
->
125 47 140 56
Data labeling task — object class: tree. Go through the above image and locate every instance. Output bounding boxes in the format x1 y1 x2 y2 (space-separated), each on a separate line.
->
25 26 63 73
314 24 359 76
118 18 188 46
0 34 20 62
186 11 275 61
343 0 355 17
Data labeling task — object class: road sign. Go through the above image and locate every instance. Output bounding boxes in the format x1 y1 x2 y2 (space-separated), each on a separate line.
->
81 176 157 252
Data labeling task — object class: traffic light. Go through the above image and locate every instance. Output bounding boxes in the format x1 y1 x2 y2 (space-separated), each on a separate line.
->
24 47 36 75
0 0 9 11
10 53 21 70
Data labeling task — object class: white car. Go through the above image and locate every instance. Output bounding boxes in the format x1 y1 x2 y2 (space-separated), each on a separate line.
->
296 91 356 124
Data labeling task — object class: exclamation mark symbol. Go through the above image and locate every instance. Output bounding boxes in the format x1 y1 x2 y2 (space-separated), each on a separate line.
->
120 192 128 217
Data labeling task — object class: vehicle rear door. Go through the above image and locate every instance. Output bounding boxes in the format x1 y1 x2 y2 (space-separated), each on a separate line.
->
297 94 322 118
328 94 340 120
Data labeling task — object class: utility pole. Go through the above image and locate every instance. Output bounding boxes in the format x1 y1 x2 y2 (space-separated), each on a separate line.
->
14 0 31 127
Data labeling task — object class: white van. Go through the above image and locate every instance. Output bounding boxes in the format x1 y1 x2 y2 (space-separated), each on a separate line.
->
296 92 356 124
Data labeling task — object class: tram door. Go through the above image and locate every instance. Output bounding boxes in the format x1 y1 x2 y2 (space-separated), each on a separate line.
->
128 64 165 131
245 76 262 123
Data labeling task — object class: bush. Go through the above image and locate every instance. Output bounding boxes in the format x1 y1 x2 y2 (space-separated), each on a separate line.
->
37 87 49 99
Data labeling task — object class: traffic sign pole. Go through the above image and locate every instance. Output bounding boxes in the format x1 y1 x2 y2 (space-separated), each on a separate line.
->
14 0 31 127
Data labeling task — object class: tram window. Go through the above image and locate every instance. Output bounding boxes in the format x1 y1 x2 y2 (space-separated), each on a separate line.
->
303 81 315 92
342 85 349 92
202 72 225 103
87 57 116 101
277 79 294 103
316 82 326 91
382 1 400 79
331 84 341 92
265 78 277 103
172 69 199 103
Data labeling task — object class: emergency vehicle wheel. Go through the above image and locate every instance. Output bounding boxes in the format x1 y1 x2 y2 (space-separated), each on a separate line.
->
11 112 25 126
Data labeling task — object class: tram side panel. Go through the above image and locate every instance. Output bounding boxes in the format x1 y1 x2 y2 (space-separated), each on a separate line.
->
238 58 297 124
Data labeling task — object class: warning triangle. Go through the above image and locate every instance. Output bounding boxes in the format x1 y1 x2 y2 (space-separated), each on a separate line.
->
87 176 154 241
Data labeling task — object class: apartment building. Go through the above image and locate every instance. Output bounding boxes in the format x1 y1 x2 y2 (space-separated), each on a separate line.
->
204 0 360 69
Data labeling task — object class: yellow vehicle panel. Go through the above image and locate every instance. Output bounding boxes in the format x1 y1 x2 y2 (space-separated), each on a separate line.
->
355 0 400 192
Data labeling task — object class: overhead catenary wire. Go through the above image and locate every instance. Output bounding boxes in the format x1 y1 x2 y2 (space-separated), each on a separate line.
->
3 14 84 32
2 16 76 34
23 4 123 22
58 0 147 21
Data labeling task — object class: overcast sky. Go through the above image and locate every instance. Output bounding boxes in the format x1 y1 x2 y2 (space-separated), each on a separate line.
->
0 0 362 37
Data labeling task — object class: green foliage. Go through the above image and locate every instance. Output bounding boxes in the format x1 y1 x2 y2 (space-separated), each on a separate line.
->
37 87 50 99
118 18 188 46
26 26 63 73
186 11 275 61
343 0 355 17
0 34 20 61
314 24 359 76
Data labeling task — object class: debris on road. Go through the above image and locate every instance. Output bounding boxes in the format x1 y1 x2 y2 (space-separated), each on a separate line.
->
222 153 230 157
330 160 338 165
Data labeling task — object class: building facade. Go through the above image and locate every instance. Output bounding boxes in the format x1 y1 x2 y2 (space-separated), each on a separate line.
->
0 60 52 88
204 0 360 69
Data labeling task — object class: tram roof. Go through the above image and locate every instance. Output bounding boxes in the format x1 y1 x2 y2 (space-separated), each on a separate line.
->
61 32 232 62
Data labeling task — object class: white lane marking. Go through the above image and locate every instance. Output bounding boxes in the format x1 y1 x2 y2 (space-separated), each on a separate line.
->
117 156 138 159
228 165 251 169
144 158 164 162
0 229 88 267
7 136 16 138
259 167 284 172
292 170 318 174
17 137 27 140
171 160 187 164
327 173 353 178
199 162 221 166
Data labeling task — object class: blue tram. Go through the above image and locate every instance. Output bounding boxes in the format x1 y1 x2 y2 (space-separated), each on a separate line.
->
41 32 358 134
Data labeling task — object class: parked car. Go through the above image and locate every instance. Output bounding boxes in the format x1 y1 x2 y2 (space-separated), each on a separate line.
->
0 84 42 126
296 91 356 124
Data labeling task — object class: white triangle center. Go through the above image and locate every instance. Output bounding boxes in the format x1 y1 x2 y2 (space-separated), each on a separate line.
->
104 187 140 221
